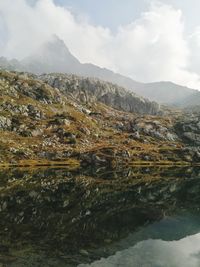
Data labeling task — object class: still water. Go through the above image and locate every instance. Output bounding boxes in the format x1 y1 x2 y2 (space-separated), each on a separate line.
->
0 166 200 267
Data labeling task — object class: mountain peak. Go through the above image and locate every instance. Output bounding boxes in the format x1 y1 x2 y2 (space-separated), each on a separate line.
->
21 35 80 74
45 34 70 53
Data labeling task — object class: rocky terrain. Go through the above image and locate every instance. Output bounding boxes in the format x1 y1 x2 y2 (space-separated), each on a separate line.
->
0 70 199 167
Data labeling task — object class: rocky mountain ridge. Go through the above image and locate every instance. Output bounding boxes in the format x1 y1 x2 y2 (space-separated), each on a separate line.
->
39 73 160 115
1 36 200 108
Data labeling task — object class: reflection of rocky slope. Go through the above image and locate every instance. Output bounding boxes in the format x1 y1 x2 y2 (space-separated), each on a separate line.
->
0 70 199 165
0 167 200 266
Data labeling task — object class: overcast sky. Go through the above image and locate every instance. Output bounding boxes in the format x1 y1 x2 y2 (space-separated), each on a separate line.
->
1 0 200 89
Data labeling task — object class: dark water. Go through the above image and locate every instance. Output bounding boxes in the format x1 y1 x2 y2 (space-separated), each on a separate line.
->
0 166 200 267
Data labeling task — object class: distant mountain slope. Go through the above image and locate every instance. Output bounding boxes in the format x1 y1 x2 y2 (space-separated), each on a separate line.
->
177 91 200 107
1 35 200 108
133 81 197 105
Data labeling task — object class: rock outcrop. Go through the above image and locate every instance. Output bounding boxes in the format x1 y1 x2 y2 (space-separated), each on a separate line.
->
40 73 160 115
175 113 200 145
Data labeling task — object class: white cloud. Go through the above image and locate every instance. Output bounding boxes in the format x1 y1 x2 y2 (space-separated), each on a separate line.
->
0 0 200 89
108 2 200 89
0 0 112 68
188 27 200 76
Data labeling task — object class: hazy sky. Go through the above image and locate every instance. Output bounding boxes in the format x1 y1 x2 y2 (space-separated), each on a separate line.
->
55 0 200 33
1 0 200 89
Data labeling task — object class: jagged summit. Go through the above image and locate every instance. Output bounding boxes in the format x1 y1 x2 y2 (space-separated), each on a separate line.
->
21 35 81 74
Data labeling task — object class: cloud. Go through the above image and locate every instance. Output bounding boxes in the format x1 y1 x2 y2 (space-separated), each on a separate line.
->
108 2 200 89
0 0 200 89
188 27 200 75
0 0 112 68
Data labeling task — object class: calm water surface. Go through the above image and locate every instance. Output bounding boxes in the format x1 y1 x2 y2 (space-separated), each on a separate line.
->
0 166 200 267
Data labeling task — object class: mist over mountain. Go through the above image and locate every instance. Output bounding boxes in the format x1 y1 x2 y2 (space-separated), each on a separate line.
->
0 35 200 108
21 35 82 74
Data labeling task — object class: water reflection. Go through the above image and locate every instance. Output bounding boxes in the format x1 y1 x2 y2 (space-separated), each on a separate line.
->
0 166 200 266
81 233 200 267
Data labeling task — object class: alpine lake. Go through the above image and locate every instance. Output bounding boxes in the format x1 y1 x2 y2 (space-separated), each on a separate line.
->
0 166 200 267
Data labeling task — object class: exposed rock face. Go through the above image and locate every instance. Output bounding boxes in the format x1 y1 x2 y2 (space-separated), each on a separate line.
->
40 74 160 115
0 116 11 130
0 71 62 104
0 102 44 119
131 118 178 142
175 114 200 146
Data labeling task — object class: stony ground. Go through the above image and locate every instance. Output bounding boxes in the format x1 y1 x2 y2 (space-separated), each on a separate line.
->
0 70 199 167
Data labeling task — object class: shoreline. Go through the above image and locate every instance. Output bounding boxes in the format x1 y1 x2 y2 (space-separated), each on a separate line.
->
0 159 199 169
